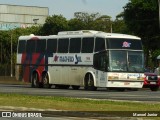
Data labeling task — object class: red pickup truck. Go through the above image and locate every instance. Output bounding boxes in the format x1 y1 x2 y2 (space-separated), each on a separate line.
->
143 72 160 91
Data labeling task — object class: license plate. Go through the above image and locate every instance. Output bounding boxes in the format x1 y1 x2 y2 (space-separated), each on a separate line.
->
150 82 156 84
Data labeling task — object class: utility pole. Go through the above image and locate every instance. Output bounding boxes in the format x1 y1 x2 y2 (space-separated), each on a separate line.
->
11 31 12 77
158 0 160 28
110 23 112 33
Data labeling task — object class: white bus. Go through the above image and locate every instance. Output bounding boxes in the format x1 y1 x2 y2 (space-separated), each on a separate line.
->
16 30 145 90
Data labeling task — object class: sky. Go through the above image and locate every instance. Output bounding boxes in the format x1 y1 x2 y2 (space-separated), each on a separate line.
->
0 0 129 20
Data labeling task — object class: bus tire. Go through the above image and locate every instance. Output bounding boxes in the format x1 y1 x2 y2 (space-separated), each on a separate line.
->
84 73 97 91
72 85 80 90
42 73 51 88
31 73 39 88
150 86 159 91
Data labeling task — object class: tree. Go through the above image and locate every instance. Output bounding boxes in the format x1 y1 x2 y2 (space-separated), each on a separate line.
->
74 12 100 23
73 12 101 30
123 0 160 66
68 18 86 30
0 25 41 75
113 12 129 34
41 15 69 35
92 15 112 32
124 0 159 36
71 12 113 32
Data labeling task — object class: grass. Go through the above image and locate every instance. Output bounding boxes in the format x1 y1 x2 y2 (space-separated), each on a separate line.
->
0 93 160 119
0 93 160 112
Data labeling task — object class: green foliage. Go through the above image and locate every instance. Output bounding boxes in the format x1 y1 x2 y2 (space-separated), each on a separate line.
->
41 15 69 35
70 12 101 30
68 18 86 30
123 0 160 66
124 0 159 37
0 26 41 75
74 12 100 23
113 12 130 34
0 93 160 111
69 12 115 32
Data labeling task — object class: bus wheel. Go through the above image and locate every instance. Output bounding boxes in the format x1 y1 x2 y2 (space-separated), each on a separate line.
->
42 73 51 88
31 73 39 88
150 86 159 91
72 85 80 90
84 74 97 91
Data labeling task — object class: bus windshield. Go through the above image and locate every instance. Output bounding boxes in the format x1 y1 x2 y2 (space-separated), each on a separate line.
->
108 50 144 72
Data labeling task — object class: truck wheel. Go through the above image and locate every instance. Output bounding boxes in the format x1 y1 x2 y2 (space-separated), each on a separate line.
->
150 86 159 91
84 73 97 91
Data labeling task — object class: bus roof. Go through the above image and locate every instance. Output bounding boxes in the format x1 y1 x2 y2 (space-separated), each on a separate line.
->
18 30 141 40
57 30 140 39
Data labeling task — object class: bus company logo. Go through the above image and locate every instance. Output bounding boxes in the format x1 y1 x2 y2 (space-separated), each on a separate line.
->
75 54 82 64
122 41 131 48
54 55 59 62
53 55 82 64
53 55 58 62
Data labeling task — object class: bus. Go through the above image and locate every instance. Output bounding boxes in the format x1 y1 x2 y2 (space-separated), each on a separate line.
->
15 30 145 90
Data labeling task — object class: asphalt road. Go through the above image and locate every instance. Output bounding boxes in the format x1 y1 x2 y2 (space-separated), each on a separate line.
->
0 84 160 102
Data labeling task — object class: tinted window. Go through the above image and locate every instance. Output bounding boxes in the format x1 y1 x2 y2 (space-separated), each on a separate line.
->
18 40 26 53
26 40 36 53
47 39 57 53
82 37 94 53
36 39 46 53
107 38 142 50
69 38 81 53
58 38 69 53
94 52 108 71
95 37 105 52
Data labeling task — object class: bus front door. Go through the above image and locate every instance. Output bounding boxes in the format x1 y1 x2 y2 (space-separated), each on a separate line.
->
95 70 107 87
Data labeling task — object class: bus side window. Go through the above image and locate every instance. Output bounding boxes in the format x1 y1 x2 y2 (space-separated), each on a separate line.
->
18 40 26 53
26 40 36 53
58 38 69 53
69 38 81 53
47 39 57 53
36 39 46 53
81 37 94 53
94 38 105 52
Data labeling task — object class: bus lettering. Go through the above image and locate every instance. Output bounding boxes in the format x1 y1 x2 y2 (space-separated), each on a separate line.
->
59 56 74 62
